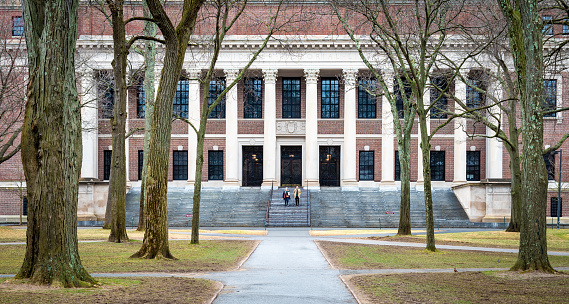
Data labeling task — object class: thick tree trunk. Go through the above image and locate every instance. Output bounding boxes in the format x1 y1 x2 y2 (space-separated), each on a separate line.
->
397 133 412 235
511 0 552 272
108 0 129 243
16 0 94 287
506 149 522 232
137 0 157 232
417 100 436 252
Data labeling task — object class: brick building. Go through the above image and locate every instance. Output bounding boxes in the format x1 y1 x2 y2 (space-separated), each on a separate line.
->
1 2 568 225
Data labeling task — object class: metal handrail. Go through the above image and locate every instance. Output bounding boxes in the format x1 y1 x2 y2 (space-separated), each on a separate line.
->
265 181 273 229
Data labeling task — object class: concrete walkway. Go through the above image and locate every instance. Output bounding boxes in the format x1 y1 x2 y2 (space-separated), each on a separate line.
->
199 229 356 304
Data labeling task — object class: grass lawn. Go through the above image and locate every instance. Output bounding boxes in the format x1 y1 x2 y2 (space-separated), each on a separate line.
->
366 229 569 252
0 277 220 304
345 271 569 304
0 240 258 274
316 241 569 269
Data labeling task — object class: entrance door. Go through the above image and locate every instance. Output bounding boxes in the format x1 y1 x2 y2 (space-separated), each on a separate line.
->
320 146 340 187
242 146 263 186
281 146 302 186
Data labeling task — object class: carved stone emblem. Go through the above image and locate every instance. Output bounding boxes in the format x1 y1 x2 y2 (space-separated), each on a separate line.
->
276 120 306 135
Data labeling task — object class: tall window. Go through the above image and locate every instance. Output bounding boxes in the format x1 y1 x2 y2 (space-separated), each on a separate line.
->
174 78 189 118
358 79 377 118
244 77 263 118
564 18 569 35
394 151 401 181
430 76 449 119
551 197 563 217
466 78 485 110
12 16 24 36
97 71 114 119
359 151 374 181
394 77 412 119
208 78 226 118
430 151 445 181
138 150 144 180
208 151 224 180
466 151 480 181
543 79 557 117
544 152 556 180
282 78 301 118
136 77 145 118
543 15 553 35
103 150 112 180
321 78 339 118
173 150 188 180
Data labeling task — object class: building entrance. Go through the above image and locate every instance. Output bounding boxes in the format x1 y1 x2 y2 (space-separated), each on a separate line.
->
242 146 263 186
281 146 302 186
320 146 340 186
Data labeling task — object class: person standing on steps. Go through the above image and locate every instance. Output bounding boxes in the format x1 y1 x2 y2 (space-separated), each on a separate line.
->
283 187 290 206
294 186 301 206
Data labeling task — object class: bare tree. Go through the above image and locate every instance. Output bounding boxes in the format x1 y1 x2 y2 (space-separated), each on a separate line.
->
16 0 95 286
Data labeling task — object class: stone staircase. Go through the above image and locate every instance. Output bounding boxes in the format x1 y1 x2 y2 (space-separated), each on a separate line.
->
265 188 310 227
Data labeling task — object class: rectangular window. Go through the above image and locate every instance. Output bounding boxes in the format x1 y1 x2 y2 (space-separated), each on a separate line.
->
103 150 112 180
321 78 339 118
208 78 226 118
394 77 412 119
543 79 557 117
430 76 449 119
358 79 377 118
466 151 481 181
282 77 301 118
466 78 485 110
138 150 144 181
23 197 28 216
136 77 145 118
564 18 569 34
543 15 553 35
173 150 188 180
98 71 114 119
12 16 24 36
551 197 563 217
208 150 224 180
174 78 189 118
430 151 445 181
394 151 401 181
359 151 374 181
544 152 556 180
244 77 263 118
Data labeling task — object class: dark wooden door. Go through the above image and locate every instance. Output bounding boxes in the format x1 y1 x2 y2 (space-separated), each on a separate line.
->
242 146 263 186
281 146 302 186
320 146 340 187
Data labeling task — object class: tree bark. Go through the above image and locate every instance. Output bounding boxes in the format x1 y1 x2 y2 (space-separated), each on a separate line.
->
506 146 522 232
16 0 95 286
418 109 436 252
397 132 412 235
107 0 129 243
191 131 206 244
131 0 204 259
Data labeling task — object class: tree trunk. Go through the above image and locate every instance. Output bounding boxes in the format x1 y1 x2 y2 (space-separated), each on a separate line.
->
417 99 436 252
107 0 129 243
16 0 94 286
506 148 522 232
191 131 206 244
103 182 112 229
137 0 157 232
511 0 552 272
397 132 412 235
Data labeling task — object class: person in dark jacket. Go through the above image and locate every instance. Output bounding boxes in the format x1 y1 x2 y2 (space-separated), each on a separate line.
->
283 187 290 206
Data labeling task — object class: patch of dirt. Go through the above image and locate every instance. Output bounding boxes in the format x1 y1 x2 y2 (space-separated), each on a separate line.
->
365 235 481 247
0 277 221 304
344 272 569 304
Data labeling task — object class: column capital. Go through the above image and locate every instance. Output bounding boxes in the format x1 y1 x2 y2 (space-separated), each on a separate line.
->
304 68 320 84
342 68 358 87
263 69 278 84
224 69 239 82
188 68 201 81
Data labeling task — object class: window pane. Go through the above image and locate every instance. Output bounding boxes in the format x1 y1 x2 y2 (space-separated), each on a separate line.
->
138 150 144 180
244 78 263 118
466 78 485 110
394 77 412 119
430 151 445 181
282 78 301 118
208 151 224 180
174 78 189 118
209 78 226 118
466 151 480 181
543 79 556 117
544 152 556 180
358 79 377 119
359 151 374 181
98 71 114 119
136 77 145 118
103 150 112 180
394 151 401 181
173 151 188 180
430 76 449 119
543 15 553 35
12 16 24 36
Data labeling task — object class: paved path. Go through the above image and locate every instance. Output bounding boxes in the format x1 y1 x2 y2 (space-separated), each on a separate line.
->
199 229 356 304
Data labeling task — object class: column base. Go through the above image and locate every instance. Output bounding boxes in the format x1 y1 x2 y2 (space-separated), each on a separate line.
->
223 180 240 191
380 180 397 191
341 180 359 191
452 180 467 186
415 181 424 191
304 179 320 189
261 180 278 190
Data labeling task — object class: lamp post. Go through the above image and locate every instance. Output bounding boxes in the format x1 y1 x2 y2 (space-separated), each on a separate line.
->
552 149 563 230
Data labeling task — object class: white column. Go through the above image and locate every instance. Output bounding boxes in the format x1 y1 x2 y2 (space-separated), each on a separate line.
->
187 69 201 185
382 72 396 187
80 68 98 179
417 83 431 186
486 81 503 179
342 69 358 189
454 74 467 183
305 69 320 188
224 69 240 189
262 69 278 189
125 74 131 182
